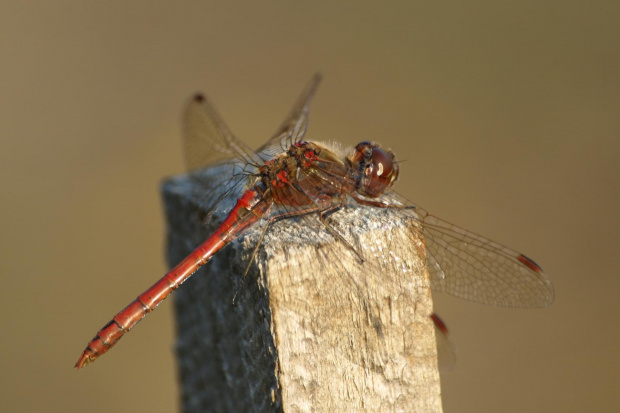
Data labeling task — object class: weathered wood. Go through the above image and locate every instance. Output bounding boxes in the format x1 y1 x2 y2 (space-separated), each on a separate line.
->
162 166 442 412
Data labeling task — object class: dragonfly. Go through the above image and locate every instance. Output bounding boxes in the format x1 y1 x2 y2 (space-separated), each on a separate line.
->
75 73 553 369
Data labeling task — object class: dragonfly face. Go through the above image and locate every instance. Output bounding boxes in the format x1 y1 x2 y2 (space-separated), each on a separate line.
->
349 141 399 198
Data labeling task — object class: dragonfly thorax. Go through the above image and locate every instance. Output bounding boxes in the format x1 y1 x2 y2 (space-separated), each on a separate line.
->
257 141 355 208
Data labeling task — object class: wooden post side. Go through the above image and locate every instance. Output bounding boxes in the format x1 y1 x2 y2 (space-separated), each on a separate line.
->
262 206 442 412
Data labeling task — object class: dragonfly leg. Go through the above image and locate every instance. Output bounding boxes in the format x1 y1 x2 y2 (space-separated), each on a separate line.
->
232 221 273 305
232 206 320 304
319 205 365 264
351 194 417 211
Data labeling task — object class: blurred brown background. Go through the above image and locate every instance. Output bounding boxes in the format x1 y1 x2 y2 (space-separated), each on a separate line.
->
2 1 619 412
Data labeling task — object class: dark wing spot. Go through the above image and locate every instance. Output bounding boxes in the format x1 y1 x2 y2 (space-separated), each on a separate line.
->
431 313 449 335
518 254 543 272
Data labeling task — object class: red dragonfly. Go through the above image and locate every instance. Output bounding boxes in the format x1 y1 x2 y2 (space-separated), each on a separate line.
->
75 74 553 369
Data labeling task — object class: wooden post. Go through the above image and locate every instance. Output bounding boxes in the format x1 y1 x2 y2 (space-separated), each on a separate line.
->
162 166 442 412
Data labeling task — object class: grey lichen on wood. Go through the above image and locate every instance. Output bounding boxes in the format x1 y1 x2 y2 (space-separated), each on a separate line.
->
162 165 442 413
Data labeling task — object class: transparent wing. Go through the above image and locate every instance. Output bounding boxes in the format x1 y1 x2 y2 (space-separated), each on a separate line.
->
256 72 323 158
380 192 554 307
183 94 263 172
431 313 456 372
183 94 264 222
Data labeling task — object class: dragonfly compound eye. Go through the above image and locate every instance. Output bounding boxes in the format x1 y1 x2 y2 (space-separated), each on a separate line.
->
353 142 399 198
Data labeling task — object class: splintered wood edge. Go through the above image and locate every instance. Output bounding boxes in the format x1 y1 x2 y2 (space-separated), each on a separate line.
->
163 170 442 413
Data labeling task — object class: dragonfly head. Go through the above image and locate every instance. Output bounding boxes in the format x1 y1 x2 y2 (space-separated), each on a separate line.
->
349 141 399 197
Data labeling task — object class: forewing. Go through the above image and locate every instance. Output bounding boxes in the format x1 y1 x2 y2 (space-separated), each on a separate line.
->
381 192 554 307
183 94 262 172
257 73 323 158
183 95 262 222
